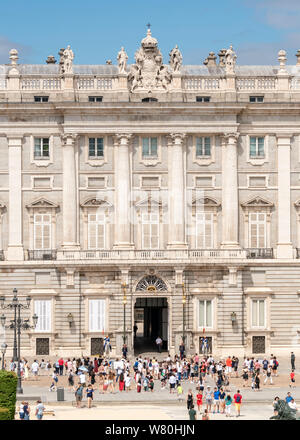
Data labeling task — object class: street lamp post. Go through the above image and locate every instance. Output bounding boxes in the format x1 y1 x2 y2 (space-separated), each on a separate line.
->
1 342 7 369
182 283 186 346
122 283 127 345
0 289 38 394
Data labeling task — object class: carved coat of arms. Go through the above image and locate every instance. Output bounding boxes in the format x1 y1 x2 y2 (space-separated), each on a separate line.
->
128 29 172 93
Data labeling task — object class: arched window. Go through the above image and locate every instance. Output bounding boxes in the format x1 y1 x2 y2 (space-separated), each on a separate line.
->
136 275 167 292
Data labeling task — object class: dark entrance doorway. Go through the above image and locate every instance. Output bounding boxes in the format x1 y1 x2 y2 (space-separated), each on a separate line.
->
134 297 168 354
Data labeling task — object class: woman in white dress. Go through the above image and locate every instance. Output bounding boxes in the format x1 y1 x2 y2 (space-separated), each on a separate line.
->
24 361 29 381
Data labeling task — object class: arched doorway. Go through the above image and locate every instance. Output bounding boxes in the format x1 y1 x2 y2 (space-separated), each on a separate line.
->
133 275 168 354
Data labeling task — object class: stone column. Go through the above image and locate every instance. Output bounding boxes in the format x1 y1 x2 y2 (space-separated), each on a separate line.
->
276 135 293 258
221 133 240 248
167 133 187 249
113 134 134 249
7 136 24 260
61 134 79 249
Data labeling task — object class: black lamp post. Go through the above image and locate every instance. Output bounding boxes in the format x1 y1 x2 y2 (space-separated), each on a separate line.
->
182 283 186 345
0 289 38 394
1 342 7 370
122 283 127 345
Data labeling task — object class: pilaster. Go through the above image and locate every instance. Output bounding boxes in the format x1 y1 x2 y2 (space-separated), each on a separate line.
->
276 135 293 258
221 133 240 249
113 134 134 249
7 136 24 260
61 133 80 250
167 133 187 249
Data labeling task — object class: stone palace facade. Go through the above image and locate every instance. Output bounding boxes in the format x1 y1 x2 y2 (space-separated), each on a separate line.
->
0 30 300 357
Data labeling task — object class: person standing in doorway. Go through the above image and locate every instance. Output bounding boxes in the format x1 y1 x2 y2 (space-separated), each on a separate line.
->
133 322 138 338
156 336 163 353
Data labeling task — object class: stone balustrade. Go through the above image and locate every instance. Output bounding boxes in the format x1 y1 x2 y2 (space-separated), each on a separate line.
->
54 248 247 261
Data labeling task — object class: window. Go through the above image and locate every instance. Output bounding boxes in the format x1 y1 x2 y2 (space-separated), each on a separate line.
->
251 299 265 327
196 137 211 157
34 138 50 159
34 214 51 249
249 212 266 248
142 213 159 249
196 96 210 102
89 138 104 158
34 300 51 332
196 212 213 248
142 97 158 102
88 213 105 249
88 96 103 102
142 137 158 157
89 299 106 332
199 299 212 328
249 96 264 103
250 137 264 157
34 96 49 102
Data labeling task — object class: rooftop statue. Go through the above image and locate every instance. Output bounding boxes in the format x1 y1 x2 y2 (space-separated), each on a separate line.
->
224 44 237 74
128 29 172 92
117 47 128 74
61 45 74 74
169 45 182 72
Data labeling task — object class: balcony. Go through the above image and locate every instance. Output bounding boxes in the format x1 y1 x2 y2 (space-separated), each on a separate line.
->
246 248 274 259
27 250 57 260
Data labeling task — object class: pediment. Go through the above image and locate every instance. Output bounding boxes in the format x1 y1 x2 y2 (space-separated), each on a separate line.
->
26 197 59 209
190 196 221 207
80 198 112 208
241 196 274 208
135 196 165 208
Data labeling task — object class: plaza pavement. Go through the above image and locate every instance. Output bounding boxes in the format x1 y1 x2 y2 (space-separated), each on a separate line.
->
13 353 300 422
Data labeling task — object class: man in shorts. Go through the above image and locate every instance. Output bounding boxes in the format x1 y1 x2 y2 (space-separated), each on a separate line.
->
233 389 242 417
225 356 232 377
75 383 84 408
31 360 39 381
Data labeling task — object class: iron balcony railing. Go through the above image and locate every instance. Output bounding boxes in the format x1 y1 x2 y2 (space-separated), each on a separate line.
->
27 250 57 260
246 248 274 259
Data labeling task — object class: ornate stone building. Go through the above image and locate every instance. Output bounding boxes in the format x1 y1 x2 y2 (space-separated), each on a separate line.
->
0 30 300 357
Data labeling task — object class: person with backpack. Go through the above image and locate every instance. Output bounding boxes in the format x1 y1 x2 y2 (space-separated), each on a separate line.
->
233 390 242 417
75 383 84 408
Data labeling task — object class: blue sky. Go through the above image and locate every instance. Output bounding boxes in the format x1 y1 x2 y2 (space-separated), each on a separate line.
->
1 0 300 65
